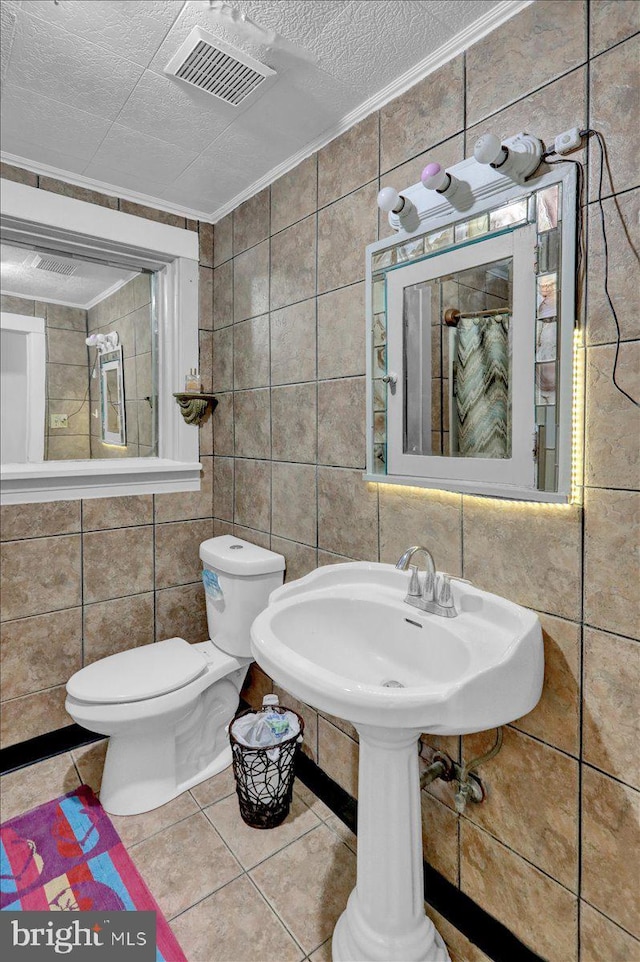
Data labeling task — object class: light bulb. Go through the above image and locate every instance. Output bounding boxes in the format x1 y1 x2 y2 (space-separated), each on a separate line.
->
473 132 507 167
421 162 449 192
377 186 404 214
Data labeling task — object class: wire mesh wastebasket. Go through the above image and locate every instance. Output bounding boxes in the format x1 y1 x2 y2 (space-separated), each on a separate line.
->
229 705 305 829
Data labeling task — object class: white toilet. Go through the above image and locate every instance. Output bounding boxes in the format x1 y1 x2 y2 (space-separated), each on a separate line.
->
65 536 285 816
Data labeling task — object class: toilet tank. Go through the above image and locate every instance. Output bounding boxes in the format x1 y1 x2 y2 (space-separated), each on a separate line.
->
200 535 285 657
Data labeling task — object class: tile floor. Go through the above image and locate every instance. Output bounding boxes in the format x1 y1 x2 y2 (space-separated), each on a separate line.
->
0 743 488 962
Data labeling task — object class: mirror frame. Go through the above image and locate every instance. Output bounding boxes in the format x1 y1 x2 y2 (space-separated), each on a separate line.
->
365 157 579 504
0 179 202 504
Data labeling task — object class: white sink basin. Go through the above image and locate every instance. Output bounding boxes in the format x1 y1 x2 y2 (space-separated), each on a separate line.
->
250 562 544 962
251 562 543 734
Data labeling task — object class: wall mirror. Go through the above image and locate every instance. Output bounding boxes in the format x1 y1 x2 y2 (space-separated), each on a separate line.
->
0 179 201 504
366 158 578 503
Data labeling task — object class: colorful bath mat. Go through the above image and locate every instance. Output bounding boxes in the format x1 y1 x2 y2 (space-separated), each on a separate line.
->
0 784 187 961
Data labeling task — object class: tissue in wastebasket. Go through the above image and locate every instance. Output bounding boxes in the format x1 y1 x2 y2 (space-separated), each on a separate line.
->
232 711 301 760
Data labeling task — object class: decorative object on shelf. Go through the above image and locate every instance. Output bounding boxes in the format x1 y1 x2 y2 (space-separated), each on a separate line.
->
173 392 217 425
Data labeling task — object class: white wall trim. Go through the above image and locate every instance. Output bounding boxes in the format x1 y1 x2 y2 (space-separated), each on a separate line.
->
0 1 531 225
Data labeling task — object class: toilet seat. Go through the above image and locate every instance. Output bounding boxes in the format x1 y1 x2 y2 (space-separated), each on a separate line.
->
67 637 207 704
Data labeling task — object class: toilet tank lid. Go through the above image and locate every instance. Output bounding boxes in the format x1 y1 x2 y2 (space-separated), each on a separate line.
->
66 637 207 704
200 535 285 575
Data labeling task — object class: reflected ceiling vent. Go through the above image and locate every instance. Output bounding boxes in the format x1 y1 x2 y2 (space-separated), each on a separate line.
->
28 253 77 276
164 27 276 107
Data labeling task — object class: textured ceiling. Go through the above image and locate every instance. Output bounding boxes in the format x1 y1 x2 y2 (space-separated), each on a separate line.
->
0 243 137 308
0 0 511 221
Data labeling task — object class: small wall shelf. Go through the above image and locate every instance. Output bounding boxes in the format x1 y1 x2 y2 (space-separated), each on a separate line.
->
173 392 218 425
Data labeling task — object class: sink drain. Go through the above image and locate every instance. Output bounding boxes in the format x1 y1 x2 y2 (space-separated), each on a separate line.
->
381 679 405 688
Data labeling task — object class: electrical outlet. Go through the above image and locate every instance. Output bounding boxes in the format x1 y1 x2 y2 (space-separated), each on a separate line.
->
50 414 69 429
554 127 582 155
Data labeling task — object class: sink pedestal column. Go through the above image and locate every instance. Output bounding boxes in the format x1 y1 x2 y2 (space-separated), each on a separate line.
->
332 726 450 962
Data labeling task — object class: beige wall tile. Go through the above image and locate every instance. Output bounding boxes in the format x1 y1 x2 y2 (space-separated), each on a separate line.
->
460 821 578 962
585 342 640 488
0 685 72 748
213 456 234 521
199 328 213 391
581 766 640 936
1 535 81 621
212 325 234 392
590 0 640 55
1 608 82 700
241 662 273 708
233 524 271 548
271 537 318 584
233 314 270 390
580 901 640 962
234 458 271 532
586 189 640 344
379 485 462 576
318 113 379 207
317 467 378 560
317 717 359 798
462 497 582 621
380 56 464 174
270 215 316 311
512 613 581 757
154 518 213 589
0 162 37 186
466 67 587 162
271 462 317 546
131 812 241 920
41 177 118 209
47 363 87 400
83 592 153 664
47 435 90 460
198 266 213 330
271 383 317 463
118 199 184 226
170 874 302 962
584 488 639 638
83 526 153 603
234 241 269 322
271 155 317 234
317 377 366 469
234 388 271 459
466 1 586 127
421 792 459 885
425 907 491 962
250 824 357 954
213 260 233 329
462 727 579 890
1 294 35 315
583 627 639 788
317 282 366 379
317 183 378 294
155 582 209 645
1 501 81 541
270 299 316 385
213 214 233 267
233 187 270 255
82 495 153 530
212 391 234 455
589 36 640 198
199 221 214 267
46 328 89 366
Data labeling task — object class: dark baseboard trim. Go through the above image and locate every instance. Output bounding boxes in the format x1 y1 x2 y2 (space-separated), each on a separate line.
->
295 752 544 962
0 724 102 776
2 726 543 962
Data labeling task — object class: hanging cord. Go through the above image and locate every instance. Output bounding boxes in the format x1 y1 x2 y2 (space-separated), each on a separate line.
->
543 130 639 407
58 350 100 423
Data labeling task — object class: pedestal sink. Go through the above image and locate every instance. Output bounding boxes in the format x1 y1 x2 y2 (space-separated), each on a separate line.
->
250 563 543 962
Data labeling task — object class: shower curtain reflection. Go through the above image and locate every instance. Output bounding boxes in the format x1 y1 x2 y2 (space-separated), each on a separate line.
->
453 314 511 459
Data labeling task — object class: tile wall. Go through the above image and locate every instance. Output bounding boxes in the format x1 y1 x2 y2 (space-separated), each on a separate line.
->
0 3 638 960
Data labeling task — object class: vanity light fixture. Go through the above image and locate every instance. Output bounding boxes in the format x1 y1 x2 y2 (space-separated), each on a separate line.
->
377 187 419 232
420 162 461 199
473 131 543 182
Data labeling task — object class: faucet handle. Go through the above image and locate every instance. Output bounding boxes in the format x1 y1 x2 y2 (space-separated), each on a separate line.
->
436 573 454 608
407 565 421 597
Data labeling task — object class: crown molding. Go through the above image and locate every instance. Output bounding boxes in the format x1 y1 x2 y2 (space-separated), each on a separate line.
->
1 0 531 226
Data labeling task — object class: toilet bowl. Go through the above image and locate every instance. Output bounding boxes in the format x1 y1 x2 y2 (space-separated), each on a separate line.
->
65 536 285 816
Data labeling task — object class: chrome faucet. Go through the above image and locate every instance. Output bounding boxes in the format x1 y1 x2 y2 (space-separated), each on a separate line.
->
395 545 458 618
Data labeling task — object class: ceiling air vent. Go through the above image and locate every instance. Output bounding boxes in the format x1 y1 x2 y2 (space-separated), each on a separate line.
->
164 27 276 107
30 254 77 276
